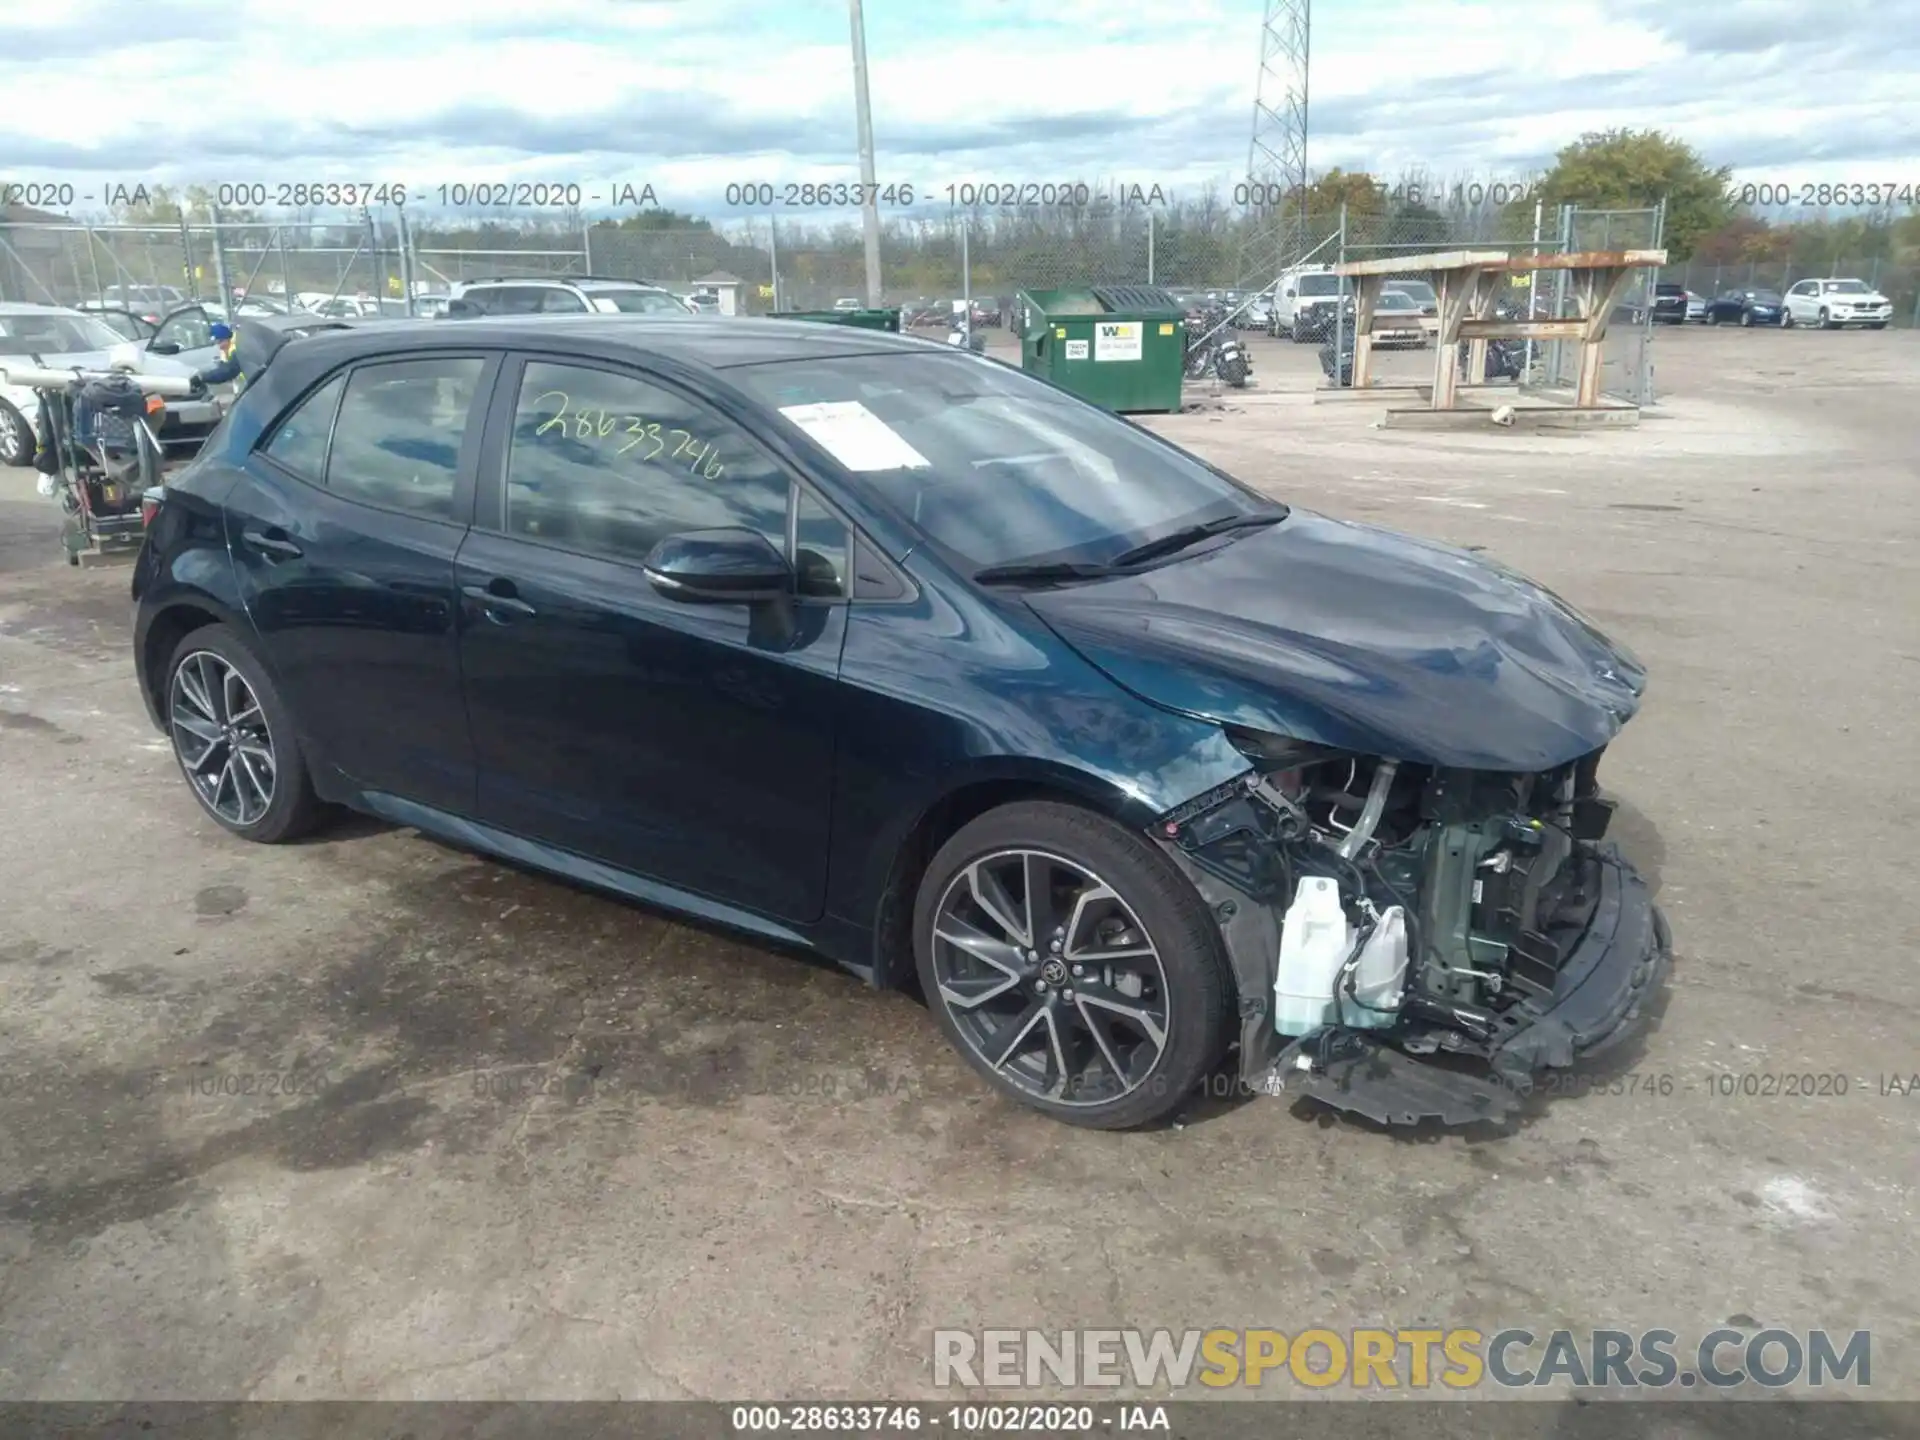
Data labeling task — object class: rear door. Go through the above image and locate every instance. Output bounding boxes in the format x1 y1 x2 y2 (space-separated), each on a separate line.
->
224 350 497 812
454 353 850 923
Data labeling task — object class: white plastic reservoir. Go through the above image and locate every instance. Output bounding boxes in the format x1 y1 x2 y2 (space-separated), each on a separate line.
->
1273 877 1408 1035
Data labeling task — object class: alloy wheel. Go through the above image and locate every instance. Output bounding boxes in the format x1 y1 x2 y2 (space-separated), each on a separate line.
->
930 849 1171 1107
0 403 25 465
169 650 278 825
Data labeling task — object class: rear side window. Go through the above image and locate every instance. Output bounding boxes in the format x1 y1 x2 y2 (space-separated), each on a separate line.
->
264 373 347 481
324 357 485 519
538 289 588 313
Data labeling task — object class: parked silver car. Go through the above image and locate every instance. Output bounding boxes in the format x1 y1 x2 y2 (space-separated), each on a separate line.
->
0 303 223 466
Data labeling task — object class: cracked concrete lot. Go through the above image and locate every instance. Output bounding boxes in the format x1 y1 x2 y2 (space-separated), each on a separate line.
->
0 325 1916 1403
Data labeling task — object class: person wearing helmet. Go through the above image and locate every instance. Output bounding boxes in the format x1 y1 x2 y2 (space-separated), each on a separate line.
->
188 321 247 397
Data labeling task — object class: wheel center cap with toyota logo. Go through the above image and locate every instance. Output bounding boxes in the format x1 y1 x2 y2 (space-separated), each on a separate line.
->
1040 959 1069 986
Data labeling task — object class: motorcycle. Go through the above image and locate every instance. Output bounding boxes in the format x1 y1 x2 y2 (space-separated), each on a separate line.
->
3 362 196 566
1183 307 1251 388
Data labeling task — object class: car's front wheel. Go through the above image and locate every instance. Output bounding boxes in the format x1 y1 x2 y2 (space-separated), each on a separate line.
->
0 399 33 467
913 801 1233 1129
165 624 324 843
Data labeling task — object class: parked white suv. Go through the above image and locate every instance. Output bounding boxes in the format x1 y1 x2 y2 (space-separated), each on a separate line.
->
1782 277 1892 330
446 276 694 317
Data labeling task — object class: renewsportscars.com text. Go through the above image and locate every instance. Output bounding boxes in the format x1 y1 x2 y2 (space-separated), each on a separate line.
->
933 1327 1872 1391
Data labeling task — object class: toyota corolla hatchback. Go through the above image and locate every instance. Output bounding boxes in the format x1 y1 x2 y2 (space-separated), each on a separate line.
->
133 315 1671 1129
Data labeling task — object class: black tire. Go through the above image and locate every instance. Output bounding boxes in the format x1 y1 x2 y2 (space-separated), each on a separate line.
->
912 800 1234 1129
1869 322 1887 330
1819 308 1833 329
1782 310 1795 329
164 623 325 843
0 399 32 467
1740 310 1752 326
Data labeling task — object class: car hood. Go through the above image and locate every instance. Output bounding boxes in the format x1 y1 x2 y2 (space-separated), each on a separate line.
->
1024 511 1646 772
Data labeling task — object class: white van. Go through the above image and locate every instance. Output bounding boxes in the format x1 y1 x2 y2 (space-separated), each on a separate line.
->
1271 266 1350 342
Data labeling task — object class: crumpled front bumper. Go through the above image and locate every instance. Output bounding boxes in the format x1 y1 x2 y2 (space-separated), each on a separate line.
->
1261 843 1672 1126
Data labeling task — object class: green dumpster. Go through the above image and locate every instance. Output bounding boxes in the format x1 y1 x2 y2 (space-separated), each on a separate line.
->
777 308 902 332
1018 285 1187 413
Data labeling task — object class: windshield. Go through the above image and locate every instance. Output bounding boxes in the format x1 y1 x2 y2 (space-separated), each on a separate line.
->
1387 281 1435 302
732 352 1278 572
1296 274 1343 297
1822 280 1869 293
1377 293 1419 310
0 312 127 353
591 289 689 314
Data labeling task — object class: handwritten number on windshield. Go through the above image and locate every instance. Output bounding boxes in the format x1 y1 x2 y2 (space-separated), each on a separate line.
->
531 391 726 479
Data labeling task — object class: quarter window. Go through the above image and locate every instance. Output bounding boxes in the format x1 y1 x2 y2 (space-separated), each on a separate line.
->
324 357 484 519
263 373 347 482
794 489 850 599
502 361 790 563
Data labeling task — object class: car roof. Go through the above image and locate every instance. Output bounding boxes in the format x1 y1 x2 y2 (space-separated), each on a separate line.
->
270 313 935 371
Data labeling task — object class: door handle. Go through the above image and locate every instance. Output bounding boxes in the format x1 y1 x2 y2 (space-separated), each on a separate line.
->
461 582 536 620
241 527 302 560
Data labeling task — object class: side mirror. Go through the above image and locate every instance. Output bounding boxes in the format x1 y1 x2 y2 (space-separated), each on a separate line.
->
643 527 793 603
148 340 181 355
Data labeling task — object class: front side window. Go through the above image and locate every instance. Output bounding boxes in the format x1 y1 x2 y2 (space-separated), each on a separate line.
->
155 308 215 352
501 361 790 563
538 289 589 313
466 287 542 316
1296 274 1343 297
732 351 1276 574
325 357 484 519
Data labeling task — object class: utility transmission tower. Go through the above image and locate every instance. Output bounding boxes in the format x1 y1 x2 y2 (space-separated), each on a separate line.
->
1237 0 1310 290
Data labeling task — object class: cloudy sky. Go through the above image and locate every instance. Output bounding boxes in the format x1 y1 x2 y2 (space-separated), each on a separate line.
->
3 0 1916 220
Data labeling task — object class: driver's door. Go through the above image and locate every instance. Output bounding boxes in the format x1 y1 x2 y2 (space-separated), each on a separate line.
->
454 354 850 923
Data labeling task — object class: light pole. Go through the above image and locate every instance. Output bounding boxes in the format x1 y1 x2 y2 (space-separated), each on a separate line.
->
849 0 883 306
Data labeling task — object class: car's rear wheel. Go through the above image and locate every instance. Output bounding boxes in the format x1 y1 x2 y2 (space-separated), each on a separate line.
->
913 801 1233 1129
165 624 324 843
0 399 32 467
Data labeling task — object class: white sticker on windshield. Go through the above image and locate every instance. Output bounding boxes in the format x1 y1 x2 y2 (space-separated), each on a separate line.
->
779 400 929 471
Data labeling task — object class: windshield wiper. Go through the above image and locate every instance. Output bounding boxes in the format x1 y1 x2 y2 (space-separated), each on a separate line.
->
972 560 1119 587
1104 511 1286 570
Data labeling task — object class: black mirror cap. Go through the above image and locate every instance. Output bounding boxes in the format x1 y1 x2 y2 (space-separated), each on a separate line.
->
643 527 793 603
148 340 181 355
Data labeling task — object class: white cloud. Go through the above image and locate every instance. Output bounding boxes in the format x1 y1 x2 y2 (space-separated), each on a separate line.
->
1 0 1914 210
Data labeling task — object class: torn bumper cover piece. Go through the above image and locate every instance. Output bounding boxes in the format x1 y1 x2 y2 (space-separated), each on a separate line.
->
1154 746 1674 1127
